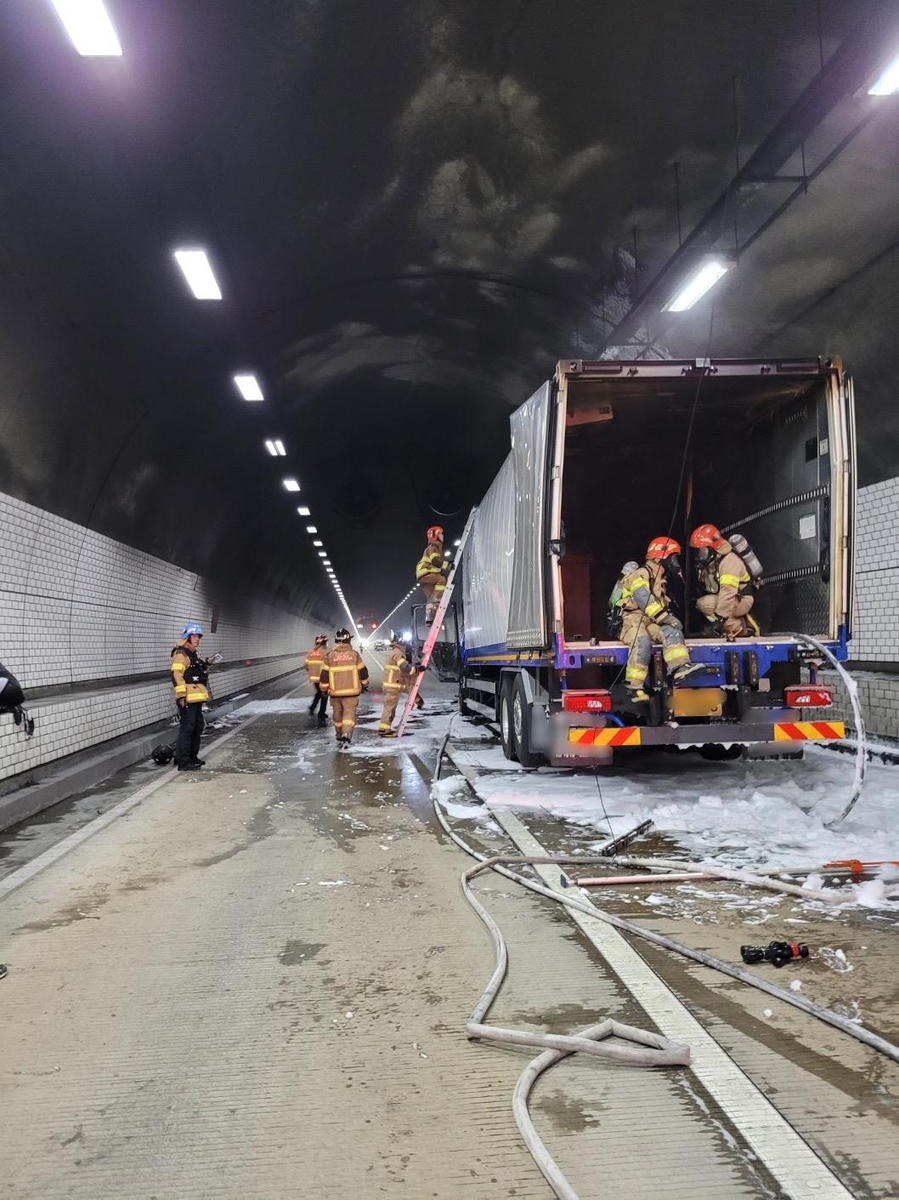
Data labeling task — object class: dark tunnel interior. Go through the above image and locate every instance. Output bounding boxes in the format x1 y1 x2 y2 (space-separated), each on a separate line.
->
2 0 899 622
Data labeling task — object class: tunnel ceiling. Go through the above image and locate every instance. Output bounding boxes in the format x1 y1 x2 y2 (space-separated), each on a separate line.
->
2 0 899 619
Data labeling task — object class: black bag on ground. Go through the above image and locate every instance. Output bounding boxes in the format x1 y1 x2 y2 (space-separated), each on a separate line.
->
151 744 175 766
0 661 35 738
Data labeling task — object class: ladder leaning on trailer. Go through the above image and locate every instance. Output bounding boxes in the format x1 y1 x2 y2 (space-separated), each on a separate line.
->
396 506 477 738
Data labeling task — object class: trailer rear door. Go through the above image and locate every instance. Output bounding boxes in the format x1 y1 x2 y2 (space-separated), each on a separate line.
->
507 381 552 649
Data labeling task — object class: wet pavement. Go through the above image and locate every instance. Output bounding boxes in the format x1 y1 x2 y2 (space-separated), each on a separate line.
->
2 671 898 1198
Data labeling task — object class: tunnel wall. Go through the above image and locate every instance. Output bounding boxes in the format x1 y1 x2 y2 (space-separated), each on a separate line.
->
0 489 325 783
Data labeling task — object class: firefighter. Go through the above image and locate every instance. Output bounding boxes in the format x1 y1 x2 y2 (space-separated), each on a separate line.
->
378 634 415 737
690 523 760 640
416 525 449 624
304 634 330 723
618 538 704 701
171 622 213 771
319 628 369 747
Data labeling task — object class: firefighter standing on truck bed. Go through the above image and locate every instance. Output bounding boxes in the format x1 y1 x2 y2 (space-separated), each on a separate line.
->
416 525 449 624
690 523 760 640
378 634 417 738
319 628 369 747
170 622 214 771
618 538 704 702
304 634 330 724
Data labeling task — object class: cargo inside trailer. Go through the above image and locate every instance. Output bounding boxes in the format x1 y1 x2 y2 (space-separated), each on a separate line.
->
559 368 842 645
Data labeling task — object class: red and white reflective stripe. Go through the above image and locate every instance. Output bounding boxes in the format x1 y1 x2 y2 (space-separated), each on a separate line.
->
773 721 845 742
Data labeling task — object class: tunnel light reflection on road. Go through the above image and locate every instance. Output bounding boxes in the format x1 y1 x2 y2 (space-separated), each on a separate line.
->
50 0 122 56
173 249 222 300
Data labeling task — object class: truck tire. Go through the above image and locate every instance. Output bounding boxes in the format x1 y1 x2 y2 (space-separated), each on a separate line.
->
499 679 517 761
512 675 543 769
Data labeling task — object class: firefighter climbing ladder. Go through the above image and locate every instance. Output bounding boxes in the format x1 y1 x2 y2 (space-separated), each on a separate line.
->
396 506 477 738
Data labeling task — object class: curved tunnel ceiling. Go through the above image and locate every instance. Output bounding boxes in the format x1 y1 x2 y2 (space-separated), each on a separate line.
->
1 0 898 619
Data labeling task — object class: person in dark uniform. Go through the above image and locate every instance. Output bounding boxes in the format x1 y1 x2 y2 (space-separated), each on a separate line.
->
170 622 214 771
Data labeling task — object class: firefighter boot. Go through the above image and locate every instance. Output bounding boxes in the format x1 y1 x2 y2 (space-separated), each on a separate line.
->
673 662 706 684
414 694 424 710
627 687 651 703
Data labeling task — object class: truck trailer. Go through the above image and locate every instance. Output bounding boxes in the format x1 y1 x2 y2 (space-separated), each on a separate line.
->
453 357 855 767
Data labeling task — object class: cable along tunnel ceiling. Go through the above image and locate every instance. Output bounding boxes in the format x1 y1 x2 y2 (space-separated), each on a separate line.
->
0 0 897 617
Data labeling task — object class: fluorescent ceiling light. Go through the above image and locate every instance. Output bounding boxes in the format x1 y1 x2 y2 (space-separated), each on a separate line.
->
173 249 222 300
50 0 122 56
283 478 300 493
869 54 899 94
318 551 327 558
313 539 323 547
264 439 286 457
323 559 331 566
297 506 311 516
305 525 318 534
273 439 285 455
233 373 264 401
663 260 730 312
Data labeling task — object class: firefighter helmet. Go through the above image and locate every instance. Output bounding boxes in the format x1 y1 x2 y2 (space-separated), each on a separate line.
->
645 537 681 561
151 743 175 766
181 622 203 638
689 523 729 552
314 634 328 646
335 628 352 643
426 525 444 543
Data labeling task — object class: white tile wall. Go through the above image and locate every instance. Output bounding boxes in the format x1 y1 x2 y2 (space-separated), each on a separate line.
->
0 489 330 781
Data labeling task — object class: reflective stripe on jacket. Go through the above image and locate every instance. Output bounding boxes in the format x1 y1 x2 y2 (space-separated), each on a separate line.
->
320 647 369 697
704 549 751 618
416 541 448 581
382 647 412 693
304 647 326 683
171 641 210 704
619 563 668 621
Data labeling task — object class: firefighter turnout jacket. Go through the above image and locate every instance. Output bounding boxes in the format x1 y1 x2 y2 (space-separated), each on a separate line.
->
382 645 413 693
699 548 752 616
416 541 449 582
171 641 211 704
320 646 369 697
304 645 327 684
619 562 670 622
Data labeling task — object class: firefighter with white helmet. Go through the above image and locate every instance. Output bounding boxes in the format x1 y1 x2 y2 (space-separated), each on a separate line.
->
319 628 369 747
170 622 214 770
690 523 760 640
616 538 704 702
415 525 449 624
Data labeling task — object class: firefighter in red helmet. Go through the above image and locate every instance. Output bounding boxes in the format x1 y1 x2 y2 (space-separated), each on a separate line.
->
415 525 449 624
690 523 760 640
617 537 704 701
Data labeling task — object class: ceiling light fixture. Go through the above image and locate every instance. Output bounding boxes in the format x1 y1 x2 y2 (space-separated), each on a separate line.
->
313 539 323 547
173 249 222 300
49 0 122 56
318 551 327 558
663 259 731 312
869 53 899 94
297 506 310 517
306 525 318 534
233 373 264 402
283 478 300 492
264 439 286 457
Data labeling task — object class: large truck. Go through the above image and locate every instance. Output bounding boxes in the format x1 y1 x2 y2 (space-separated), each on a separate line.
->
450 357 855 767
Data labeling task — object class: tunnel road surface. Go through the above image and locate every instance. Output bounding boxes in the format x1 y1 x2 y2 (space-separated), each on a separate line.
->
0 678 895 1198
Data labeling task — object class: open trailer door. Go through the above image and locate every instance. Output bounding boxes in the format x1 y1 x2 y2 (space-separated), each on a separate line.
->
507 381 553 649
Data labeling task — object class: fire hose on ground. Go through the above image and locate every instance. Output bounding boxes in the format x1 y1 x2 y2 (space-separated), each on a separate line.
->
432 736 899 1200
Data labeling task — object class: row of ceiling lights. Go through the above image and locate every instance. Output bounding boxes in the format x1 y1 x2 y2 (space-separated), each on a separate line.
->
48 0 357 627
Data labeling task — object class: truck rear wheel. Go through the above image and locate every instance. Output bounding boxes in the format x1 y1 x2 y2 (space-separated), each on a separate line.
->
499 680 517 761
512 675 543 769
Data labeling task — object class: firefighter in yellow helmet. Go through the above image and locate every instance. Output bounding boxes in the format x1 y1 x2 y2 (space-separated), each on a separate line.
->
690 524 760 640
319 628 369 747
416 525 449 624
378 633 417 737
304 634 330 724
618 538 704 702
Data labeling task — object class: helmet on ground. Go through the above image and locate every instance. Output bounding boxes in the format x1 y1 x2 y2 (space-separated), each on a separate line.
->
314 634 328 646
689 523 729 552
427 525 444 543
151 743 175 766
645 537 681 561
181 622 203 638
335 628 352 643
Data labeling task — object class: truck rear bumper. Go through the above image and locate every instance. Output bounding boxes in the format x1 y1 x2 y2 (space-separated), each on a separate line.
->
565 719 845 749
